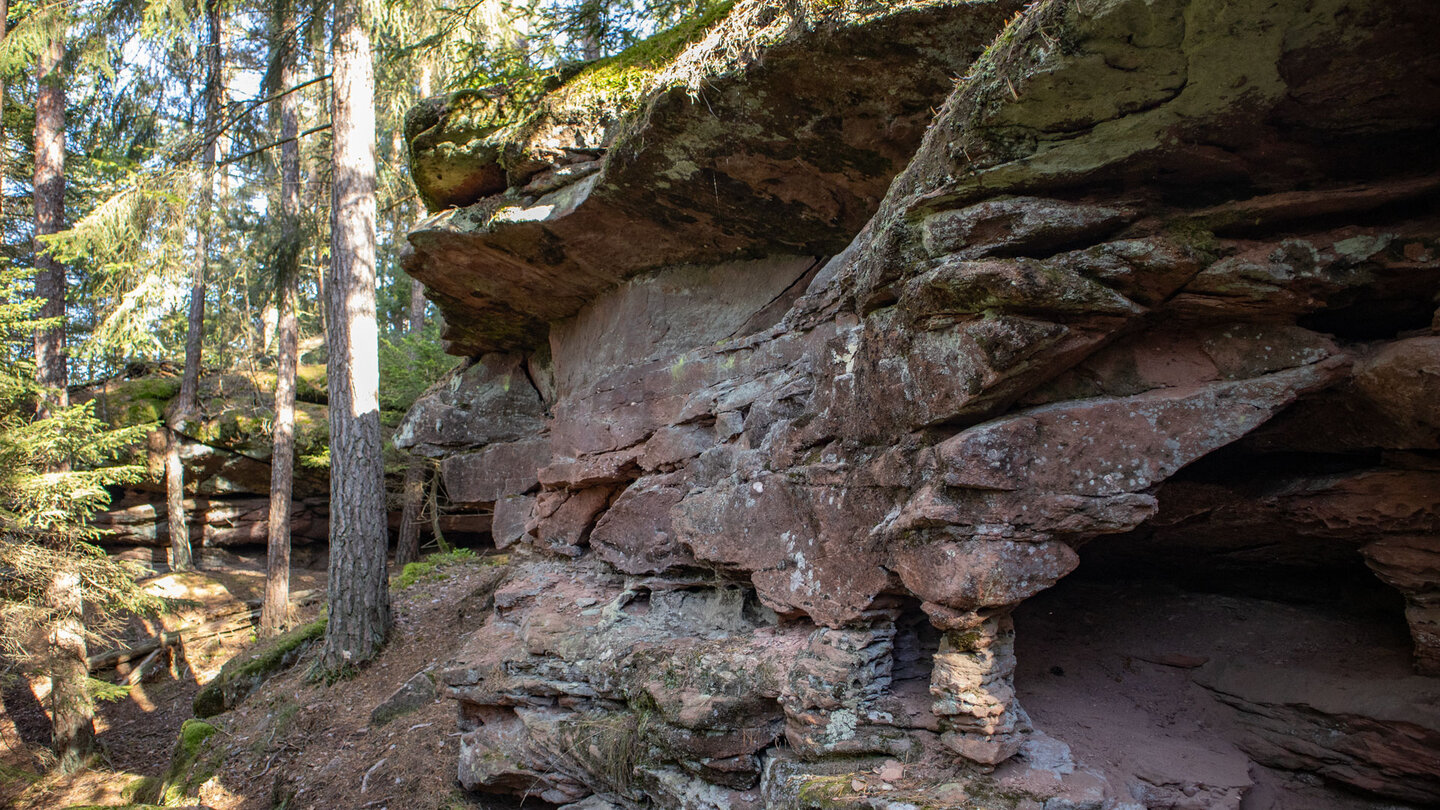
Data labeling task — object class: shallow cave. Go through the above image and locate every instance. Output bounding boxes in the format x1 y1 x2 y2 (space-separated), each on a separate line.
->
1013 510 1433 809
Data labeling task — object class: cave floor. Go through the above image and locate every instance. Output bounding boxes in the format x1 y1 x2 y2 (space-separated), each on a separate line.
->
1014 570 1424 810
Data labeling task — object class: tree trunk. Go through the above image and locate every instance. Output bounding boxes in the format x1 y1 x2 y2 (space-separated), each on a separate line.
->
261 0 303 638
320 0 390 673
33 25 65 409
163 431 191 569
407 269 426 330
394 247 428 569
47 568 92 771
1 0 9 226
168 0 223 572
394 463 425 569
33 31 89 768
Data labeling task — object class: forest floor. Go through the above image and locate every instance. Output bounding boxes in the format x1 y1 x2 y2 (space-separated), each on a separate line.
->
3 549 1420 810
0 548 520 810
0 548 336 810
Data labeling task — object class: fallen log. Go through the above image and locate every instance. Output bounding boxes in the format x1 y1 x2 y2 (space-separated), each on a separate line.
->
87 588 322 670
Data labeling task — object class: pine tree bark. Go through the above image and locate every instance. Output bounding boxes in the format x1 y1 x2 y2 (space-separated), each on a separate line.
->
320 0 390 672
167 0 223 572
260 0 303 638
47 568 92 771
33 25 66 409
394 463 425 569
35 37 89 760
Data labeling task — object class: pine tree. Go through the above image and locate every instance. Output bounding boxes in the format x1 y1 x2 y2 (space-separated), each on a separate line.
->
166 0 224 573
261 0 303 637
319 0 389 673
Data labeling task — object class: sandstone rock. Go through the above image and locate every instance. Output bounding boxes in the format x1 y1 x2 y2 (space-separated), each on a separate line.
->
490 494 535 550
369 671 437 726
933 359 1347 498
1352 337 1440 447
892 538 1078 614
1197 660 1440 804
931 617 1030 765
672 475 893 627
590 478 691 575
441 436 550 504
94 492 330 548
920 197 1135 260
1362 535 1440 675
525 486 614 557
444 559 914 800
393 353 547 458
403 0 1025 355
398 0 1440 800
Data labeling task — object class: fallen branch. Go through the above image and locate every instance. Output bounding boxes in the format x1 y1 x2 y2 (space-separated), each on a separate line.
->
123 648 166 685
361 757 387 795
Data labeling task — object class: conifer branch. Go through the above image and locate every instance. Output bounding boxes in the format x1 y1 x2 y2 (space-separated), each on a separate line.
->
219 122 332 166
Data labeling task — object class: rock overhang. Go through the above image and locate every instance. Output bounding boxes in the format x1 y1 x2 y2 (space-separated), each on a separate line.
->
397 0 1440 802
401 0 1027 356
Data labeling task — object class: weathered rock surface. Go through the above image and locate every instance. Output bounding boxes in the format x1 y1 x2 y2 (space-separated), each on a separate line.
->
1197 660 1440 804
402 0 1025 355
398 0 1440 805
92 490 331 548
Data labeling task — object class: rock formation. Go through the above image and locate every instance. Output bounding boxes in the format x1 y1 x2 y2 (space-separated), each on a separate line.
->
81 373 334 553
397 0 1440 806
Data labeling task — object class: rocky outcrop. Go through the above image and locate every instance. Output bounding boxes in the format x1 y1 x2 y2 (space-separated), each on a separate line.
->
399 0 1440 805
402 0 1025 354
81 372 334 552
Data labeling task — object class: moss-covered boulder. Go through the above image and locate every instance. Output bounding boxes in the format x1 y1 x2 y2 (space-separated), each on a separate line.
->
119 718 221 806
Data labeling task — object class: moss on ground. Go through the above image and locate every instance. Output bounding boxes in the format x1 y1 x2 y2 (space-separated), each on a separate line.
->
395 550 508 590
0 762 40 786
121 774 162 803
193 617 326 718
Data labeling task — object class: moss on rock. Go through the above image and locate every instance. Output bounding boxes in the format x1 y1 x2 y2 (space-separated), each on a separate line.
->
124 718 221 806
193 618 326 718
407 1 735 212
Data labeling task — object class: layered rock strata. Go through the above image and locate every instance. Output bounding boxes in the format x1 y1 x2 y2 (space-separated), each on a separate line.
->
399 0 1440 806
